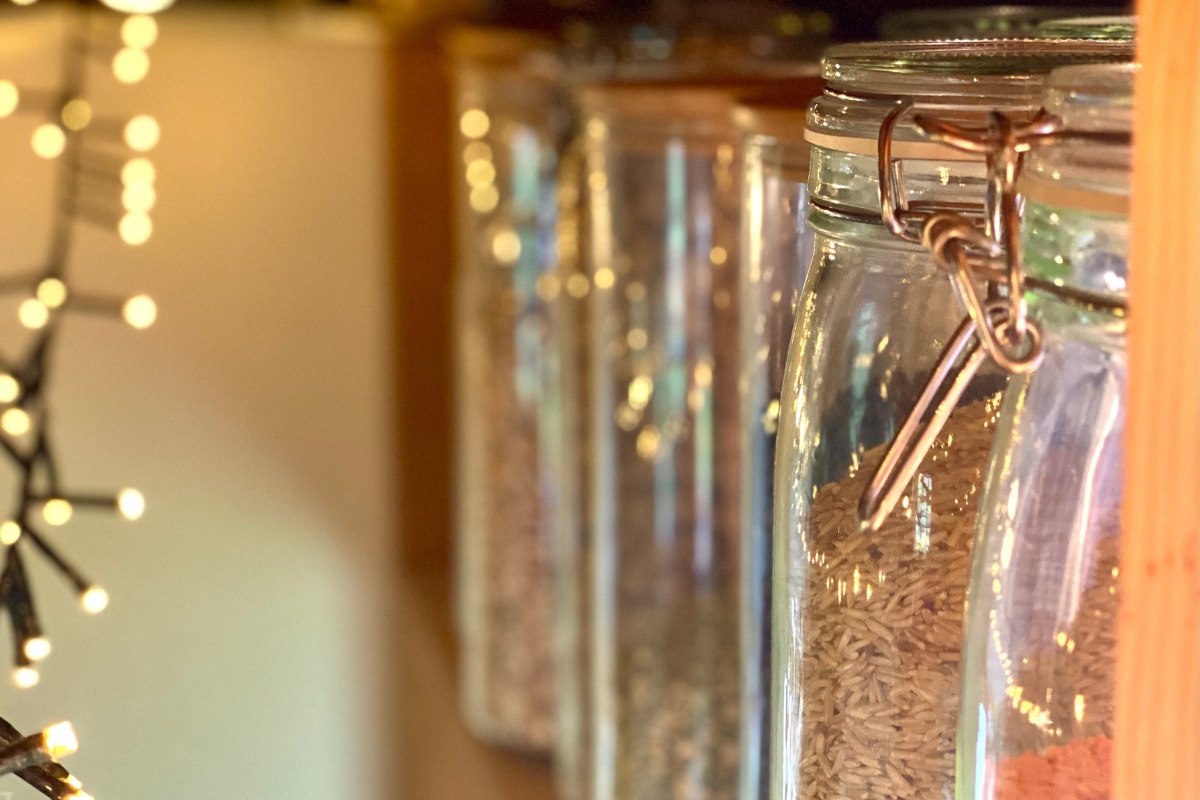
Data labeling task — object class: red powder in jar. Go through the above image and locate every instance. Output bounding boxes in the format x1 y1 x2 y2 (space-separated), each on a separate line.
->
997 736 1113 800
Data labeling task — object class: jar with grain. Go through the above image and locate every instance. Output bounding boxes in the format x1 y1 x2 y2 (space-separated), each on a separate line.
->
732 81 824 800
769 40 1132 800
956 63 1133 800
579 80 756 800
449 26 566 752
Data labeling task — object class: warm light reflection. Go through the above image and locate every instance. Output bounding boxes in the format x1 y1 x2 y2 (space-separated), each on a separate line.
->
124 115 159 151
491 229 520 264
465 159 495 188
469 185 498 213
627 375 652 410
32 124 65 159
594 267 614 289
636 426 660 460
100 0 175 12
113 47 150 84
43 498 73 526
122 295 157 328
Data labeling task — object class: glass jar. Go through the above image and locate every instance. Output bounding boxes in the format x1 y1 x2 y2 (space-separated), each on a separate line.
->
956 63 1133 800
770 40 1132 800
580 79 758 800
1036 15 1136 41
732 82 823 800
876 7 1122 41
450 26 566 752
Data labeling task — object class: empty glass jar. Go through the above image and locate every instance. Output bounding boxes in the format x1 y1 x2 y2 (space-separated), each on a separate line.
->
956 63 1133 800
732 81 822 800
450 27 566 752
770 40 1132 800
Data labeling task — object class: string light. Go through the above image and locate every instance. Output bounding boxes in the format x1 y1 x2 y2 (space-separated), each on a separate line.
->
121 15 157 49
0 715 85 797
101 0 175 12
0 2 159 701
123 115 159 151
122 295 156 328
112 48 149 84
31 125 64 159
80 587 108 615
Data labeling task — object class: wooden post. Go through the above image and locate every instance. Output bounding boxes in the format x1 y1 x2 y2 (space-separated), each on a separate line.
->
1117 3 1200 800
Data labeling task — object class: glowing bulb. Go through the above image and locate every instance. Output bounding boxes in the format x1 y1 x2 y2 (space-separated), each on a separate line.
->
12 667 38 689
11 0 37 6
0 374 19 403
67 793 93 800
464 159 495 188
65 777 82 790
117 488 144 520
122 13 158 48
122 157 155 185
80 586 108 615
18 298 49 329
469 185 498 213
1 408 30 436
61 99 91 131
23 637 50 662
43 499 72 526
122 295 156 329
124 115 159 152
0 81 18 117
122 181 155 213
42 722 76 758
119 212 152 245
31 124 65 159
459 109 489 139
491 229 521 264
37 278 67 308
0 521 20 546
112 47 150 84
100 0 175 12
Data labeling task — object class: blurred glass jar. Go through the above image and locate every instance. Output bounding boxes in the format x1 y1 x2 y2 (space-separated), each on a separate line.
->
449 26 566 752
876 6 1122 40
1036 15 1136 40
577 79 760 800
730 80 823 800
956 63 1133 800
770 40 1132 800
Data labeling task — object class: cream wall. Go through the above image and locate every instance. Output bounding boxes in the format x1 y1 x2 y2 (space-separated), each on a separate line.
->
0 6 398 800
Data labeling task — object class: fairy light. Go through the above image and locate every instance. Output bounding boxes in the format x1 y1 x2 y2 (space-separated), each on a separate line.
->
122 294 156 328
42 500 73 527
0 375 19 403
122 14 157 48
40 724 76 760
22 638 50 662
1 409 30 436
123 115 159 151
112 48 149 84
31 124 64 159
12 667 37 689
80 587 108 615
118 211 152 245
0 523 20 546
36 278 66 308
18 298 49 329
101 0 175 12
116 488 144 520
0 82 18 117
121 181 155 213
60 99 91 131
122 157 155 185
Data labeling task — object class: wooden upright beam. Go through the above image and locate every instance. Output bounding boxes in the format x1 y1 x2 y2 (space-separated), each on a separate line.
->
1116 4 1200 800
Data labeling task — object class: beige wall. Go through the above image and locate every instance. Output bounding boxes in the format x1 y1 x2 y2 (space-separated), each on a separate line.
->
0 6 398 799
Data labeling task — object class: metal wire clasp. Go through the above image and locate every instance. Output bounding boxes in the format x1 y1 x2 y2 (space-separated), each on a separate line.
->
858 110 1060 531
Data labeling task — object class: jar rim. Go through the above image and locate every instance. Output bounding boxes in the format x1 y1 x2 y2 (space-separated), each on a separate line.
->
822 39 1133 92
877 6 1126 40
1035 15 1137 41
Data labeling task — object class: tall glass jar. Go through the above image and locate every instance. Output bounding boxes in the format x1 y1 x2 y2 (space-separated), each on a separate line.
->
732 82 823 800
581 80 756 800
956 63 1133 800
450 26 566 752
770 40 1132 800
